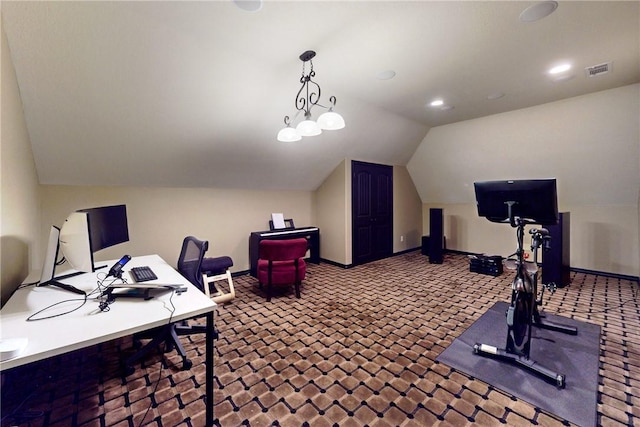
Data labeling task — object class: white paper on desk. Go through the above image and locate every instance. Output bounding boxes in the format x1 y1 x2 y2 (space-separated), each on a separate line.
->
271 213 286 229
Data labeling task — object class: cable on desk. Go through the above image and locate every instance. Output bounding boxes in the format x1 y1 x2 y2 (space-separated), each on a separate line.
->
94 272 122 296
24 275 116 321
26 294 88 321
93 272 134 311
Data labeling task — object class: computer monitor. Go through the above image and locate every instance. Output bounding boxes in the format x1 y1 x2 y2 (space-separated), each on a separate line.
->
59 211 95 273
79 204 129 253
38 225 61 286
474 179 559 225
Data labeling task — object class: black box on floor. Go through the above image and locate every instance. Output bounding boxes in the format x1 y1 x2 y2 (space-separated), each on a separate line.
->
421 235 446 256
469 254 503 276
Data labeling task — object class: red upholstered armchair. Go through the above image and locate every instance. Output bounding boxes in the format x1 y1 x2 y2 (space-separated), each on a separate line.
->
257 238 308 302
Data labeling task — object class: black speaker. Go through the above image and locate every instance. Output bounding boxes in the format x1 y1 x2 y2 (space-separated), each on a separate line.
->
429 208 444 264
542 212 570 288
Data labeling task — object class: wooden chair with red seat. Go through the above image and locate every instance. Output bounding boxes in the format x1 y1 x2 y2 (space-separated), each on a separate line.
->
257 238 308 302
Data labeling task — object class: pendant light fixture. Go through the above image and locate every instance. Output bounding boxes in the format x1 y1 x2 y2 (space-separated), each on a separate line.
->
277 50 345 142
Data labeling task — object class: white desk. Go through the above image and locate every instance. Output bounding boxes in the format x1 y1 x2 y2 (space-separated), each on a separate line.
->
0 254 217 425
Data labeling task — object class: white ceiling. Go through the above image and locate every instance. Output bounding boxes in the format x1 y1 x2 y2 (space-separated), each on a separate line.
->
2 1 639 191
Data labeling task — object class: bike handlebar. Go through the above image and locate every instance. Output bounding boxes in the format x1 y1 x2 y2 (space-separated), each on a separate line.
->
530 227 549 236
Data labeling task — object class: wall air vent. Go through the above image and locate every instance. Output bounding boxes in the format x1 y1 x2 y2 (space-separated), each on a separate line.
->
585 62 612 77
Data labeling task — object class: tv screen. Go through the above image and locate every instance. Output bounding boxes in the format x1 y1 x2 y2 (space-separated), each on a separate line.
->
474 179 559 225
79 204 129 253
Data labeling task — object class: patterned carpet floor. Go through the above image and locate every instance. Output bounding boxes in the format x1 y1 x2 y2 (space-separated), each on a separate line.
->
1 251 639 426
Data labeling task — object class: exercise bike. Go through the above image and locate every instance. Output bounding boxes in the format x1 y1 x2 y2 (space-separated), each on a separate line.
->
473 201 578 388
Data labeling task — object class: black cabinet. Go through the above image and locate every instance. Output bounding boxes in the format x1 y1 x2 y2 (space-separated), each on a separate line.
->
421 235 446 256
428 208 444 264
542 212 570 288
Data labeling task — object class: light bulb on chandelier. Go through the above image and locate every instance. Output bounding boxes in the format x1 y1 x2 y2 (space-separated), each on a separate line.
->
277 50 345 142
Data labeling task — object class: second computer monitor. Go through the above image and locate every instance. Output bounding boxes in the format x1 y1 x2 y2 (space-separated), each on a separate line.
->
58 204 130 273
80 204 129 253
474 179 559 225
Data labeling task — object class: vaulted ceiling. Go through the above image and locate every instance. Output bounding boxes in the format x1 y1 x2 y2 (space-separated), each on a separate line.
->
2 1 638 191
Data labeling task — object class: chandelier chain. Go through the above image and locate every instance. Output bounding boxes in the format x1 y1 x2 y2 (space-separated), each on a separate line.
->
296 58 320 115
301 59 315 81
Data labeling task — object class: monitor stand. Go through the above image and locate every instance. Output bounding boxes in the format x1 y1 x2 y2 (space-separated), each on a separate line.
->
41 280 86 295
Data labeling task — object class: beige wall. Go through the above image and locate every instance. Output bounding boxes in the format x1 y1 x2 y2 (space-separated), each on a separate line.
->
316 159 423 266
0 20 41 307
316 159 349 265
36 159 423 274
39 186 315 273
411 85 640 277
393 166 423 252
37 158 422 276
423 203 638 276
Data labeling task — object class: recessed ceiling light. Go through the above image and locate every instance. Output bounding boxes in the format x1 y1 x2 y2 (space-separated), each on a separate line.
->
427 99 453 111
551 74 576 83
519 1 558 22
549 64 571 74
233 0 263 12
376 70 396 80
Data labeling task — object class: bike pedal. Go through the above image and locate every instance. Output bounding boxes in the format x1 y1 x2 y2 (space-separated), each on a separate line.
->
506 306 515 326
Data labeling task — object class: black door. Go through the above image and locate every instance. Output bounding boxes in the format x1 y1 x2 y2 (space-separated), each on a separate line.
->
352 161 393 265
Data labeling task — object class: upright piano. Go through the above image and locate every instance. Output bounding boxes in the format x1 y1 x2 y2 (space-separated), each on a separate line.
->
249 227 320 277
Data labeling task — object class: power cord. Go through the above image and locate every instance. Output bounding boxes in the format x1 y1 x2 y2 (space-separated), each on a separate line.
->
20 272 182 426
136 289 178 427
26 294 88 321
0 378 44 426
26 274 126 321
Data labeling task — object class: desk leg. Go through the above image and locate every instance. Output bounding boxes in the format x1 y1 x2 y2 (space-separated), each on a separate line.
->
206 311 214 426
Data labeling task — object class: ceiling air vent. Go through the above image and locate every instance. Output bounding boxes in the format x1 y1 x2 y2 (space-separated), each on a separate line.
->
585 62 612 77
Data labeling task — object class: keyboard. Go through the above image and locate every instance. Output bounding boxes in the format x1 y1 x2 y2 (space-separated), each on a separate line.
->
130 266 158 282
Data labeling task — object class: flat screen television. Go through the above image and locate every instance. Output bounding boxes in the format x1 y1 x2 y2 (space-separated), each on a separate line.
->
79 204 129 253
58 204 130 273
474 179 559 225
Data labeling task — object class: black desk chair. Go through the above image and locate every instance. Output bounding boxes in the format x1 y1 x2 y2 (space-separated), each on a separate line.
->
125 236 212 373
181 235 235 304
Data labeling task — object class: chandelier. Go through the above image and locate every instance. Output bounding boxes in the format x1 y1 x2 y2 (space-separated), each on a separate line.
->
277 50 345 142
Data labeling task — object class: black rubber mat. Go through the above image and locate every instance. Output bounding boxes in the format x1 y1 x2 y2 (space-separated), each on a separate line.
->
437 301 601 427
